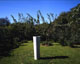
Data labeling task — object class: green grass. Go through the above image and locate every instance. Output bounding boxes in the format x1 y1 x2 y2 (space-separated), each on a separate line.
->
0 41 80 64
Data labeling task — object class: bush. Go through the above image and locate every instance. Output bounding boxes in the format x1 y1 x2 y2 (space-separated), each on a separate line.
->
42 41 53 46
21 40 28 43
0 27 12 56
0 27 20 56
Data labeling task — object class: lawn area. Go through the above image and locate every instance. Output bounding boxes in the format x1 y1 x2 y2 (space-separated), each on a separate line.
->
0 41 80 64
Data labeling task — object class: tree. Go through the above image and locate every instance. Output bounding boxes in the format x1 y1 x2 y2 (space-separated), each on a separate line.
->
52 4 80 46
0 17 10 26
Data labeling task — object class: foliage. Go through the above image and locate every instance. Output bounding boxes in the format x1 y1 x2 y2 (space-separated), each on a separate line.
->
0 17 10 26
42 41 53 46
52 4 80 46
0 27 19 56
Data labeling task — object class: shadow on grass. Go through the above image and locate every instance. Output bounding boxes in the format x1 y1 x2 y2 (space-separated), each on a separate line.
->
20 44 27 46
0 53 11 60
71 46 80 48
40 56 69 60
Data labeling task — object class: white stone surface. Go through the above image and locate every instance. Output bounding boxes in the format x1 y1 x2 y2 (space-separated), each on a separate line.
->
33 36 40 60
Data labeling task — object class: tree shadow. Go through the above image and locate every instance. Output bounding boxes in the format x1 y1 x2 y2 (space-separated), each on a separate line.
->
40 56 69 60
0 52 11 57
71 46 80 48
20 44 27 46
0 53 11 60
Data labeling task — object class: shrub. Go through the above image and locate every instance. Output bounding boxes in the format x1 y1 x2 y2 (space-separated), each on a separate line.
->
21 40 28 43
0 27 20 56
0 27 12 56
42 41 53 46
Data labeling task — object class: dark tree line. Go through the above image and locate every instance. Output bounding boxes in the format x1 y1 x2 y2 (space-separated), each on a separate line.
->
52 4 80 46
0 4 80 56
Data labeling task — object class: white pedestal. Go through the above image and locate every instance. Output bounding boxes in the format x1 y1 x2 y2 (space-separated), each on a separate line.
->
33 36 40 60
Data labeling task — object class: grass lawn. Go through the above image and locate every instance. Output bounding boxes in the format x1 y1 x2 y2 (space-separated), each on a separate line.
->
0 41 80 64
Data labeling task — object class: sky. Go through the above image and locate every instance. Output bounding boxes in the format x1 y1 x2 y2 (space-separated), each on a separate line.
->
0 0 80 23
